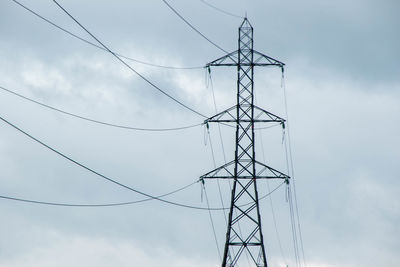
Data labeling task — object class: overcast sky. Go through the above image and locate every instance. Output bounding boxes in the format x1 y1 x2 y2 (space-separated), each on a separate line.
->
0 0 399 266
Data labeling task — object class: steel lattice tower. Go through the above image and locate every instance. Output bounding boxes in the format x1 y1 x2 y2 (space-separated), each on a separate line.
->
201 18 290 266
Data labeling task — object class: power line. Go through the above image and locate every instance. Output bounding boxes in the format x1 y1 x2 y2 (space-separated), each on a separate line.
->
0 114 283 211
52 0 207 118
199 0 244 19
202 183 223 261
254 90 288 265
0 180 198 207
282 72 307 266
206 68 228 163
10 0 203 70
282 103 300 267
161 0 230 55
0 85 202 132
0 114 212 210
161 0 239 68
205 126 227 222
288 182 301 267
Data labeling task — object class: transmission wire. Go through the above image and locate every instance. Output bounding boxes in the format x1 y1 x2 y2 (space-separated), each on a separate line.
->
206 127 228 224
0 85 202 132
282 71 307 267
52 0 206 119
288 181 300 267
161 0 231 55
259 131 288 264
0 180 198 207
0 114 219 211
0 114 283 211
10 0 203 70
205 126 241 264
205 70 228 224
202 182 223 261
281 100 300 267
254 91 288 265
199 0 244 19
207 69 228 164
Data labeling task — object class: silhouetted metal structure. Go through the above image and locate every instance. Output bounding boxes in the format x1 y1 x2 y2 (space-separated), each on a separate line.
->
201 18 289 266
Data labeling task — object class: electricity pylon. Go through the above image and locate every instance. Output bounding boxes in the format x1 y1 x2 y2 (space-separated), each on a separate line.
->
201 18 290 266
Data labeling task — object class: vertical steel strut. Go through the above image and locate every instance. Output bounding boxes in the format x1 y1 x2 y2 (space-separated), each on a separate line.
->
201 18 289 266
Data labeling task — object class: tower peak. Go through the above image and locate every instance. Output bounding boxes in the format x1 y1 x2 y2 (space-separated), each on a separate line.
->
240 17 252 29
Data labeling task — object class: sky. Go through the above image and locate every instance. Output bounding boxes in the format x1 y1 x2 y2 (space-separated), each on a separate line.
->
0 0 399 266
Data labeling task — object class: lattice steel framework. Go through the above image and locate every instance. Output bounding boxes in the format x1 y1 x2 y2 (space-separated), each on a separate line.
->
201 18 289 266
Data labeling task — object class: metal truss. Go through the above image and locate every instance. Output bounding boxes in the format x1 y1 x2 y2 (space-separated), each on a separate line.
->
201 18 289 267
205 104 286 124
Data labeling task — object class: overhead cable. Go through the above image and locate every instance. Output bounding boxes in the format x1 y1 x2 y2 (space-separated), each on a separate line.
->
161 0 230 55
254 90 288 264
288 181 301 267
205 125 228 222
0 85 202 132
10 0 203 70
202 183 222 261
207 68 227 163
0 180 198 207
199 0 244 19
0 114 284 210
0 114 214 210
282 73 307 266
52 0 206 118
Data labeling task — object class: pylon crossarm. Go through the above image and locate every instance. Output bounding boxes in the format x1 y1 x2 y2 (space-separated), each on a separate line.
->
255 160 290 179
205 104 286 124
205 49 285 68
204 105 236 124
253 105 286 123
253 50 285 67
200 160 235 179
206 50 238 67
201 160 288 180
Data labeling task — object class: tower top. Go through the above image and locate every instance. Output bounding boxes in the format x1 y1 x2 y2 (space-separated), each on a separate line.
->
240 17 252 29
